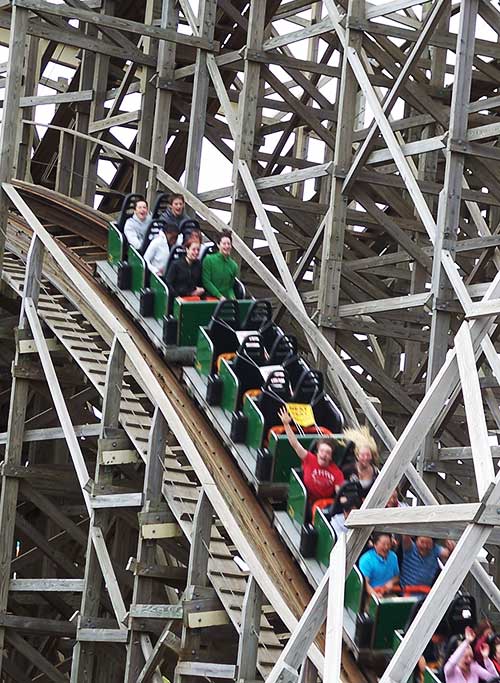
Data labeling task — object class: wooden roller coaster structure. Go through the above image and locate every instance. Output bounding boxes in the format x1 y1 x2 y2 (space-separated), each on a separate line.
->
0 0 499 681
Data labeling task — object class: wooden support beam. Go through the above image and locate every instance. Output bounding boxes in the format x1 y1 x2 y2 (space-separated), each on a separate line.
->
184 0 217 198
0 423 100 444
174 492 214 682
71 334 126 682
9 578 85 592
455 324 495 497
342 0 448 193
24 298 92 496
125 407 175 682
0 235 43 680
90 525 127 625
324 534 346 683
6 630 69 683
381 475 500 683
0 4 28 271
237 576 263 683
14 0 219 50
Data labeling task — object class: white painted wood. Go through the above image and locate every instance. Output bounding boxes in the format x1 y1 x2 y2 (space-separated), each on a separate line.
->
380 473 500 683
347 502 481 527
90 525 127 627
455 324 495 497
324 533 346 683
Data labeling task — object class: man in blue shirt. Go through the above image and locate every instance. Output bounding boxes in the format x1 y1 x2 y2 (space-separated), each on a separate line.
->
400 536 454 596
359 533 400 597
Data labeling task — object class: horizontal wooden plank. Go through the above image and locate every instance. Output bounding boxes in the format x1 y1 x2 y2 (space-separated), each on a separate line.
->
129 604 184 620
77 628 128 643
90 492 143 508
0 613 76 636
9 579 84 592
175 662 236 678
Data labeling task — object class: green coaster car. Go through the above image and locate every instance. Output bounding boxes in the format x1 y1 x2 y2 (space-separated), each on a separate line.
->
194 299 271 379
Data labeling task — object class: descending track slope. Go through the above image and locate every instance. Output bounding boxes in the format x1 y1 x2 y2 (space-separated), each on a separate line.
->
3 185 366 682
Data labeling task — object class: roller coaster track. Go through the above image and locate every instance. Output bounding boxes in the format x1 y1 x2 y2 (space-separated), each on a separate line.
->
3 183 367 683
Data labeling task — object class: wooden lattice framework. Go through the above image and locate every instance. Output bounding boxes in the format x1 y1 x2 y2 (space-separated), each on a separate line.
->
0 0 499 681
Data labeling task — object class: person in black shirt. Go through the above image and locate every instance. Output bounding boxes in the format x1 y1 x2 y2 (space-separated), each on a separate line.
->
165 237 204 298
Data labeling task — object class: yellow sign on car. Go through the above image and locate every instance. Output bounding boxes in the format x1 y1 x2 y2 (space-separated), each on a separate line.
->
286 402 315 428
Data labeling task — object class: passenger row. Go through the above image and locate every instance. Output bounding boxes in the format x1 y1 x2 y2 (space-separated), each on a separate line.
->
279 409 460 596
121 193 239 301
405 617 500 682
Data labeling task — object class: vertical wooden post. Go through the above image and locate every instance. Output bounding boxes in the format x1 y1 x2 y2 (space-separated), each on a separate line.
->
174 492 213 682
0 5 28 273
16 35 41 181
70 335 125 683
0 235 44 679
422 0 478 473
124 407 175 682
236 576 263 683
323 535 346 683
133 0 158 194
56 131 73 196
70 22 97 199
184 0 217 201
318 0 362 334
82 0 114 205
149 0 178 197
230 0 266 244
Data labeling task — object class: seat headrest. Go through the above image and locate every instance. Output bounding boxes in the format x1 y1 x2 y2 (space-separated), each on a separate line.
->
117 193 145 231
151 192 170 219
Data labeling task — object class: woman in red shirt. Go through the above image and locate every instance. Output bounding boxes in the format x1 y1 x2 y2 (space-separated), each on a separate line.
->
278 408 344 515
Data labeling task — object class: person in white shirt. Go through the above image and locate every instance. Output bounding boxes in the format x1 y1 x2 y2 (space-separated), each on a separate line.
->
123 199 152 250
144 225 179 277
328 495 361 538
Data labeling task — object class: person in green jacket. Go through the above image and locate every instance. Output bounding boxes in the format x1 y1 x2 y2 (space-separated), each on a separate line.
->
202 230 239 299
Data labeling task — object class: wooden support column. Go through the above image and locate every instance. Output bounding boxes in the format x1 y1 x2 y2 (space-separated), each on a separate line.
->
318 0 361 334
403 2 449 389
125 407 174 682
184 0 216 199
71 22 97 199
323 534 346 683
82 0 114 205
173 491 213 683
149 0 178 195
230 0 266 243
70 335 126 683
421 0 479 472
133 0 158 194
236 576 262 683
16 34 41 181
56 130 73 196
0 4 28 273
0 235 43 679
